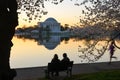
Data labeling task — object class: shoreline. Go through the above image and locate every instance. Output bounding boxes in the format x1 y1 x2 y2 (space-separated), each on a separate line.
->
14 61 120 80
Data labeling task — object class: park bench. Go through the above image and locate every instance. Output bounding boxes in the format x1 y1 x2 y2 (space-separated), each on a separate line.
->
45 61 73 78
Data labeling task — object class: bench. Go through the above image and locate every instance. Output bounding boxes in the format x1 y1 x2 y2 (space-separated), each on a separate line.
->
45 61 73 78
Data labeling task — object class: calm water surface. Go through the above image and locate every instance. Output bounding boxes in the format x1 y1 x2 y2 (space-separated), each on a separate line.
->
10 36 120 68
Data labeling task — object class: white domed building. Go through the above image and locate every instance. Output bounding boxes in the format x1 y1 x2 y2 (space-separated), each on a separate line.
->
38 17 61 33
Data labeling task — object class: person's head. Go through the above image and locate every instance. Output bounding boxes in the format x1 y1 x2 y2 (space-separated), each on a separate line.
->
63 53 67 58
54 54 58 59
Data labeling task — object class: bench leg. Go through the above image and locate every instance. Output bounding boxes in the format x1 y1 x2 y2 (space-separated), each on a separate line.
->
51 71 59 76
45 69 50 78
67 69 72 77
70 70 72 76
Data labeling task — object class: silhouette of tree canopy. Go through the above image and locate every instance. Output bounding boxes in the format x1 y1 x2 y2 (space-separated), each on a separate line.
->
73 0 120 62
16 0 120 28
16 0 64 22
74 0 120 29
78 39 109 62
78 38 120 63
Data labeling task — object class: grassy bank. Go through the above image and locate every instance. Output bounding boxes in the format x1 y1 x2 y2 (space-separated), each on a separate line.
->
38 69 120 80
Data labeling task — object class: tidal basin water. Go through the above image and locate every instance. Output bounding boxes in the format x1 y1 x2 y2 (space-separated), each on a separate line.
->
10 36 120 68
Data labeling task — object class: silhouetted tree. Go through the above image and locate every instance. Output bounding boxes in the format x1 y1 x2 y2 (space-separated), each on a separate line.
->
73 0 120 63
16 0 64 22
0 0 18 79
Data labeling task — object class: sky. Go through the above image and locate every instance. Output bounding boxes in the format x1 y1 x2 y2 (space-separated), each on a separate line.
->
17 0 84 28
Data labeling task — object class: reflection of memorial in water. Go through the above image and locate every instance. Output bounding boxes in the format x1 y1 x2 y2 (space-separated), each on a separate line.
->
15 33 70 50
38 35 61 50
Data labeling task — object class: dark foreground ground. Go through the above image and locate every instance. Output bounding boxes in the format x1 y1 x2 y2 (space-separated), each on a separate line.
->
14 61 120 80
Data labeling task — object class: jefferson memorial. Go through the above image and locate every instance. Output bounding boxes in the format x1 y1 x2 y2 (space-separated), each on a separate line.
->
38 17 61 33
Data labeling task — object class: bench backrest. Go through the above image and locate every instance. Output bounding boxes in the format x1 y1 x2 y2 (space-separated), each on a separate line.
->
48 61 73 71
68 61 73 67
61 61 73 70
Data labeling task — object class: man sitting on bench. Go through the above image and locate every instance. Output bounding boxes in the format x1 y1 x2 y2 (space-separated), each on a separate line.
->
61 53 70 63
61 53 70 70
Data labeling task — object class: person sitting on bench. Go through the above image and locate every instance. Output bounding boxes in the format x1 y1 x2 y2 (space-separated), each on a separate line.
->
51 54 60 76
45 53 73 78
61 53 70 70
61 53 70 63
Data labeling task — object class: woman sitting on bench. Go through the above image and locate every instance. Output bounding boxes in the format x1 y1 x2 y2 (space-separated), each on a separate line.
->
51 54 60 76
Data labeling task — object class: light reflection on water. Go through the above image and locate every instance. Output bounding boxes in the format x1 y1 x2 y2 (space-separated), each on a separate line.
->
10 36 120 68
